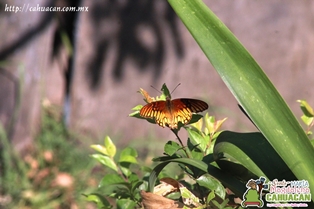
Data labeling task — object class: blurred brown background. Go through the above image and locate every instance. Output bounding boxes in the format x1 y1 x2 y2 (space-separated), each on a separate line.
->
1 0 314 151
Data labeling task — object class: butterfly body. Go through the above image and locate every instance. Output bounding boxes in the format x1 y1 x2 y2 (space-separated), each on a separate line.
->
140 97 208 129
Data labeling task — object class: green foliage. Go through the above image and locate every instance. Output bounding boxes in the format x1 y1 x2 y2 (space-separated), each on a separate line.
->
87 84 231 208
87 136 145 208
297 100 314 144
88 1 314 208
0 106 97 209
89 84 314 208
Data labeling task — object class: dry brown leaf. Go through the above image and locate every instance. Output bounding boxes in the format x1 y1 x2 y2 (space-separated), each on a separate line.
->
154 177 180 196
141 190 184 209
139 88 154 103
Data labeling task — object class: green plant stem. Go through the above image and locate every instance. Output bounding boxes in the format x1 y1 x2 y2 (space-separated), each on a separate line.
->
171 129 190 158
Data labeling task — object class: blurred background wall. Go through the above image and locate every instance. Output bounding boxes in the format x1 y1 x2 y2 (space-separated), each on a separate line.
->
1 0 314 152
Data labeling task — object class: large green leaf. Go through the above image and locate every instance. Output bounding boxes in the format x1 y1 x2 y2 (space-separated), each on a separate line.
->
84 193 111 208
214 131 296 181
168 0 314 199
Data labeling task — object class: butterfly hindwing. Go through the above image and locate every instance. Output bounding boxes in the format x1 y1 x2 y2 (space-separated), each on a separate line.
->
170 99 192 128
140 102 157 118
140 101 169 128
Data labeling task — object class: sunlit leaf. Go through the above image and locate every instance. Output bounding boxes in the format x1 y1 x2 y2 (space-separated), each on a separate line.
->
190 114 203 130
164 141 181 156
212 117 227 133
204 115 216 134
301 115 314 127
186 126 207 152
98 174 131 197
197 174 225 199
119 155 138 164
119 162 132 177
84 193 111 208
297 100 314 116
99 174 125 187
187 139 203 160
131 104 143 111
104 136 116 158
90 144 109 156
188 114 204 126
116 198 137 209
90 154 117 172
180 186 201 207
161 83 171 99
123 147 138 157
206 190 215 205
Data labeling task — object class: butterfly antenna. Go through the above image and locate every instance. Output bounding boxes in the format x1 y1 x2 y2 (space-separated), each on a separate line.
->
171 83 181 94
150 85 162 94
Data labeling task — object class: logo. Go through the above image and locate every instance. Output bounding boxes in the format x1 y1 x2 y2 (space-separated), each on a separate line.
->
242 177 311 208
242 177 268 208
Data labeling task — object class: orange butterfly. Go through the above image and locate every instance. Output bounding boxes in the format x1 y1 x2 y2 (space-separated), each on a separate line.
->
140 91 208 129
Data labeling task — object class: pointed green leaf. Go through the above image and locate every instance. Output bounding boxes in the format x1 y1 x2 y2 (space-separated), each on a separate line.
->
180 187 201 206
164 141 181 156
186 126 207 152
161 83 171 99
301 115 314 127
99 174 125 187
297 100 314 117
196 174 225 199
131 105 143 111
116 199 137 209
104 136 116 158
129 105 143 117
187 139 203 160
98 174 131 197
119 148 138 176
204 115 216 134
119 156 137 164
90 144 109 156
90 154 117 172
119 162 132 177
206 190 215 204
188 114 204 125
122 147 137 157
84 193 111 208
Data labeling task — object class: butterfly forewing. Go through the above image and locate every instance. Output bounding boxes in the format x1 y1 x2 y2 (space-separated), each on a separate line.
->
140 101 164 118
178 99 209 113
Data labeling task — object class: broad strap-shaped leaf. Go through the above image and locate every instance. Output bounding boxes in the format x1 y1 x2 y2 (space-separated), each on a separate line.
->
168 0 314 198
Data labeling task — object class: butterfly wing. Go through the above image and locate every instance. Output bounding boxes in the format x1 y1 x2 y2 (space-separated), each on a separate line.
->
170 99 208 129
178 99 209 113
140 101 170 128
168 99 192 129
140 99 208 129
